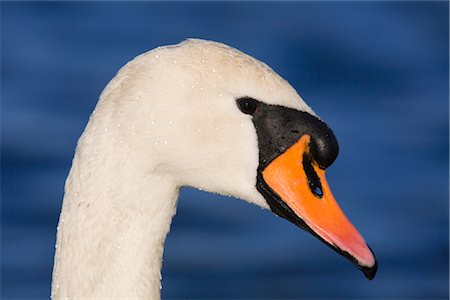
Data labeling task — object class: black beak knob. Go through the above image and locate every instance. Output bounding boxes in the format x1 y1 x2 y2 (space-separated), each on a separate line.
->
309 126 339 169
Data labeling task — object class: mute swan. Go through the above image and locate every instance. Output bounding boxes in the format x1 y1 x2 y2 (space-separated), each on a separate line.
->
51 39 377 299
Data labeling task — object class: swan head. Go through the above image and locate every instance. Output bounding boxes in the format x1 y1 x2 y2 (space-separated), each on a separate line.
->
99 39 377 279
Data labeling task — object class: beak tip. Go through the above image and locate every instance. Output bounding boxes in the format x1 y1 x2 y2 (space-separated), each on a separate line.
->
361 260 378 280
360 246 378 280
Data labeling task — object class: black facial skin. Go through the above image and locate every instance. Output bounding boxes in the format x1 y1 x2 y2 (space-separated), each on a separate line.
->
236 97 377 280
236 97 339 171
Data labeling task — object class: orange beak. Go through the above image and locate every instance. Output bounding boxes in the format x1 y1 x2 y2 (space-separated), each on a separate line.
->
261 135 377 279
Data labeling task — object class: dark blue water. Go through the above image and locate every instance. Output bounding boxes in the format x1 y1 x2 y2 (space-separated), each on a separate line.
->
2 2 448 299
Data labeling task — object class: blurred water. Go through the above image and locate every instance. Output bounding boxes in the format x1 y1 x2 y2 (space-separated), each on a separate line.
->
1 2 448 299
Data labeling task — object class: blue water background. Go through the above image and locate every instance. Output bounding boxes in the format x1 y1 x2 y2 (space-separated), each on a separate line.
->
2 2 448 299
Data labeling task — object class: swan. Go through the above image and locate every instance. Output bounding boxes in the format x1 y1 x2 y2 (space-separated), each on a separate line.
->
51 39 377 299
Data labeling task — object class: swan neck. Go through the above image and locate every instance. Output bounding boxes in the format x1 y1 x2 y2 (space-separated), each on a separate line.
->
51 132 179 299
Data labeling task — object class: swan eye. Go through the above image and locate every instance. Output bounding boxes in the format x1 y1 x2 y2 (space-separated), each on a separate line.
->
236 97 258 115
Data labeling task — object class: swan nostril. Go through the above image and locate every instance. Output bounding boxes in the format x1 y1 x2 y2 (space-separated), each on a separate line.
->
302 153 323 198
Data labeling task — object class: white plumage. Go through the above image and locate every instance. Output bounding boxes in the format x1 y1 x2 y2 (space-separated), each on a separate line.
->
51 39 320 299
